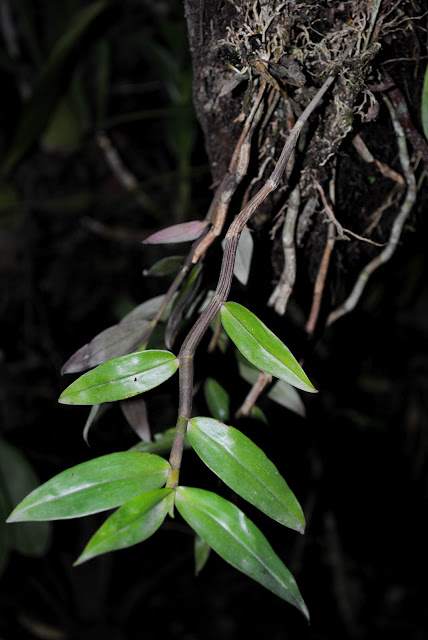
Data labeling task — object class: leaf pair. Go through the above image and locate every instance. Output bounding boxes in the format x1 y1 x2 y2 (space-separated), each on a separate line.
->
7 449 308 618
7 451 172 565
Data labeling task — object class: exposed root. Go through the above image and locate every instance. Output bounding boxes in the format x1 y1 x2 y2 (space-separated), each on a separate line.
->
327 94 417 326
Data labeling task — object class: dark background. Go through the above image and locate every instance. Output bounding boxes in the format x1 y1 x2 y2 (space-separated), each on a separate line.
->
1 1 427 638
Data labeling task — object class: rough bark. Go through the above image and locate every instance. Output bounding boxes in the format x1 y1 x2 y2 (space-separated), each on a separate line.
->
183 0 427 325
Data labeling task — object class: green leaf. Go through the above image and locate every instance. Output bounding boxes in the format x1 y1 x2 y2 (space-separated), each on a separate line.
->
175 487 308 618
422 64 428 141
204 378 230 422
194 534 211 575
59 350 179 405
132 428 191 456
7 452 169 522
74 489 172 565
144 255 184 277
250 405 268 424
1 1 113 175
0 438 51 556
188 418 305 532
221 303 317 393
40 96 82 154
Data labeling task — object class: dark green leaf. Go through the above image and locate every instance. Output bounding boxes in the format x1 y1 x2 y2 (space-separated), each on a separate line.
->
59 350 179 405
40 96 82 153
188 418 305 532
132 428 190 456
0 438 51 556
75 489 172 565
221 302 317 393
204 378 230 422
194 534 211 575
175 487 308 618
144 255 184 277
7 452 169 522
250 405 268 424
1 1 112 175
165 263 203 349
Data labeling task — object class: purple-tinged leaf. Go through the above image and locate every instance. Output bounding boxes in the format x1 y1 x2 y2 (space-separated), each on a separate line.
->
61 321 152 375
143 220 208 244
121 397 151 442
122 294 175 324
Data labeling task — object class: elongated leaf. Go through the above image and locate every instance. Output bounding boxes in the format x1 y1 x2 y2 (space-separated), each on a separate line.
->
422 64 428 141
188 418 304 532
59 350 179 405
122 294 172 323
1 1 113 175
236 351 259 385
194 534 211 575
132 428 190 455
75 489 172 565
82 404 105 445
221 303 317 393
121 397 151 442
222 225 253 285
62 294 176 375
144 255 184 277
250 405 268 424
268 380 306 417
143 220 208 244
204 378 230 422
0 439 51 556
165 263 203 349
7 452 170 522
176 487 308 618
61 320 152 374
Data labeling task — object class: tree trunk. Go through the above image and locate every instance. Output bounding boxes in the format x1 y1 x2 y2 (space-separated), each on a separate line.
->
183 0 426 328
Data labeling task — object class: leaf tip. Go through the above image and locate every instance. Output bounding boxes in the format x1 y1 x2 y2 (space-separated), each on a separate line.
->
73 554 87 567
